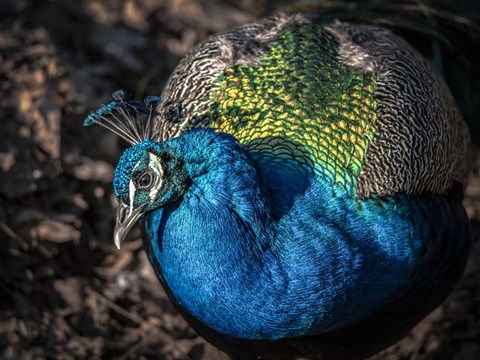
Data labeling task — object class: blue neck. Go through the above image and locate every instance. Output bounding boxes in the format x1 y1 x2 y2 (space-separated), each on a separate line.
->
143 129 468 340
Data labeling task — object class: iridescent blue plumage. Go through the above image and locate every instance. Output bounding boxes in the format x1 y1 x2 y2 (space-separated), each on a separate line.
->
84 13 471 359
103 126 470 358
113 129 469 342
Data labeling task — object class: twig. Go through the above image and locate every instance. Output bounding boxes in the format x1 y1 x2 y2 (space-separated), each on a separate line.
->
0 222 29 250
117 332 156 360
87 288 145 325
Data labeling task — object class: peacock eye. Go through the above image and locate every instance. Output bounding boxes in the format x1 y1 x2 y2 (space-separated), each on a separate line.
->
136 171 154 189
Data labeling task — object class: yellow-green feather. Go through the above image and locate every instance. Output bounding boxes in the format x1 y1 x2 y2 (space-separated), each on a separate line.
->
210 24 378 188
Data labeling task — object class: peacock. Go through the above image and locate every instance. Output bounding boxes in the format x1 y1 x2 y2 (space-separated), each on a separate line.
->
84 11 472 359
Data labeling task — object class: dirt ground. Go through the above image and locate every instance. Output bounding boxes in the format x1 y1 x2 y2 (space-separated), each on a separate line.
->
1 1 479 359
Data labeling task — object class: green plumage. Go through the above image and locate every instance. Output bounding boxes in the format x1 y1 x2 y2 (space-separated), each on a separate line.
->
211 24 378 187
156 13 469 198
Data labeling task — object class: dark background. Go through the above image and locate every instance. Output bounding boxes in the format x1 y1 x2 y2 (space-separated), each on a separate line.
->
0 0 479 359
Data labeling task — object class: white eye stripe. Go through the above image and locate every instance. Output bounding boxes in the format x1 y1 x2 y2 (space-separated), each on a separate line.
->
148 153 164 201
148 153 163 177
128 160 142 214
128 179 136 216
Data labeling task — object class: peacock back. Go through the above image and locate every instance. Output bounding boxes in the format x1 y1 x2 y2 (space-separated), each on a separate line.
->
156 13 469 197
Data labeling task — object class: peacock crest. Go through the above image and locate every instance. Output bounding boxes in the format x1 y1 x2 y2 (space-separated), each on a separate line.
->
84 90 183 144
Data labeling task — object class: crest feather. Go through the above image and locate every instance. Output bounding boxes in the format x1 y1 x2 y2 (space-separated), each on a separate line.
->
83 90 160 145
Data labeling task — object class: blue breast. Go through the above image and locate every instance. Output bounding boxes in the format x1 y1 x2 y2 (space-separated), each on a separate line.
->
141 130 470 342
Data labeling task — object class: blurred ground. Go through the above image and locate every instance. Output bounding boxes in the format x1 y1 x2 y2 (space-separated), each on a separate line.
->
0 0 479 359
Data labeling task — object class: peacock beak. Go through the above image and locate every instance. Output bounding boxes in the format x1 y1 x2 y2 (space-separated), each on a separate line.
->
114 202 147 249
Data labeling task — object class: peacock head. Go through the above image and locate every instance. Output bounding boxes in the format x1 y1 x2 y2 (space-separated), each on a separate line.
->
84 90 189 249
112 139 189 249
113 140 162 249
